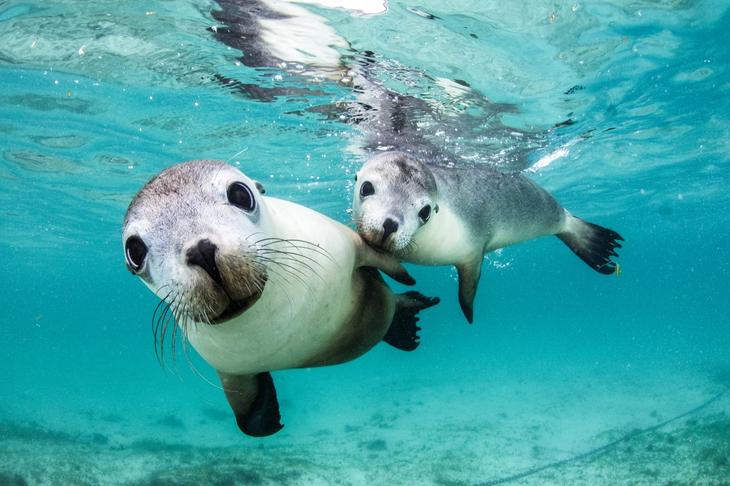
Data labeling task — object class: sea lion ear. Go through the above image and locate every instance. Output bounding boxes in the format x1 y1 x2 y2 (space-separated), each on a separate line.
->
254 181 266 194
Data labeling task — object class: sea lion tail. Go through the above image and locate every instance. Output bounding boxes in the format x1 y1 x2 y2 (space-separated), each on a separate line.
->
557 214 623 275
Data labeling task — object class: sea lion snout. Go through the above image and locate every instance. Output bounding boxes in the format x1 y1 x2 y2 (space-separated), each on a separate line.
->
358 212 409 255
181 236 267 324
382 218 399 243
186 238 223 286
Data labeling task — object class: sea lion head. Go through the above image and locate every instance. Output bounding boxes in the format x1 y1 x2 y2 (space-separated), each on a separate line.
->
353 151 438 256
122 160 269 325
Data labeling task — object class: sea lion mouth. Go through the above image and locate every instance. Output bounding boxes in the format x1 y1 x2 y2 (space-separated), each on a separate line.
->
210 289 263 324
366 238 389 253
359 231 390 253
363 233 405 256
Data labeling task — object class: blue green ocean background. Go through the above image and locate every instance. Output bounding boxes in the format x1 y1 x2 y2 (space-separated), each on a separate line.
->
1 0 729 484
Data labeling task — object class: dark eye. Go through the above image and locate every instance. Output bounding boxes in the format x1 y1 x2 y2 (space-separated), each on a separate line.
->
125 235 148 272
360 181 374 197
227 182 256 211
418 205 431 223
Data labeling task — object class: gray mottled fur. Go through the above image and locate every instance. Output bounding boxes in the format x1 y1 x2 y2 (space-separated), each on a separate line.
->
433 162 565 247
354 151 622 323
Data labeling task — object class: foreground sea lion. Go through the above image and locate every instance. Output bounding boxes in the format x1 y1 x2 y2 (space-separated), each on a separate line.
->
353 151 623 323
122 160 438 437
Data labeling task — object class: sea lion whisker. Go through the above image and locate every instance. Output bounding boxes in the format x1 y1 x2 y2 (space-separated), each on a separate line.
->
152 287 175 329
250 257 297 305
257 253 318 285
160 291 182 369
278 239 333 261
254 277 268 297
245 231 267 244
198 296 214 324
152 288 176 362
401 239 419 257
159 299 174 369
155 293 177 368
241 276 256 301
255 255 311 289
257 252 314 276
253 258 292 287
252 260 299 310
181 324 225 392
255 255 315 299
254 239 323 263
181 311 196 371
257 248 326 270
170 293 189 367
177 306 193 373
257 249 323 276
157 302 169 367
170 297 182 367
256 243 324 268
252 237 285 247
257 262 291 286
154 283 172 293
172 318 180 369
255 237 333 261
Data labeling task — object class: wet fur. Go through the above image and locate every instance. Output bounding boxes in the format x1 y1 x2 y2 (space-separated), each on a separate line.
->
353 151 622 322
123 160 434 436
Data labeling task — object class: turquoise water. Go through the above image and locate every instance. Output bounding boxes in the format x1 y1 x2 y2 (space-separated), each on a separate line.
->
1 0 729 484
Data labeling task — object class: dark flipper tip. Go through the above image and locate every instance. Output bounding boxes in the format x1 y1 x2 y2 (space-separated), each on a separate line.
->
384 292 439 351
396 272 416 286
460 302 474 324
235 372 283 437
456 261 482 324
458 285 476 324
558 218 624 276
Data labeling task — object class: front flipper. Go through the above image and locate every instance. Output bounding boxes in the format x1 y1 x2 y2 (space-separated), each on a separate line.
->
352 232 415 285
383 291 440 351
456 258 484 324
217 371 283 437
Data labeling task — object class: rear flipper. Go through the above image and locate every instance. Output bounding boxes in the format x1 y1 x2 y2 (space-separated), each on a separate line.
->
383 291 440 351
218 371 283 437
557 215 624 274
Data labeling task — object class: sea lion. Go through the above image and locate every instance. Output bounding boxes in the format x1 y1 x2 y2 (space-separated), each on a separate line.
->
122 159 438 437
352 150 623 323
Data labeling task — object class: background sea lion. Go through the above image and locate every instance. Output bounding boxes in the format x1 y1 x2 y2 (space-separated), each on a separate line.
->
352 150 623 323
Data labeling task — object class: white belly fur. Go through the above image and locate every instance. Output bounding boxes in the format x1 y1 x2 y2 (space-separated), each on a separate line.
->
186 197 359 375
404 203 566 265
485 220 557 253
407 204 477 265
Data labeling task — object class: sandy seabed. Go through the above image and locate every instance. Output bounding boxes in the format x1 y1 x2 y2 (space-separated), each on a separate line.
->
2 364 729 485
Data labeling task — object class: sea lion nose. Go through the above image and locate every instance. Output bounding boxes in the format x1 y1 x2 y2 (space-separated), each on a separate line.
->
382 218 399 243
186 239 223 286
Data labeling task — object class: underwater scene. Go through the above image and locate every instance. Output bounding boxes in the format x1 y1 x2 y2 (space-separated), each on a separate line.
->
1 0 729 484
